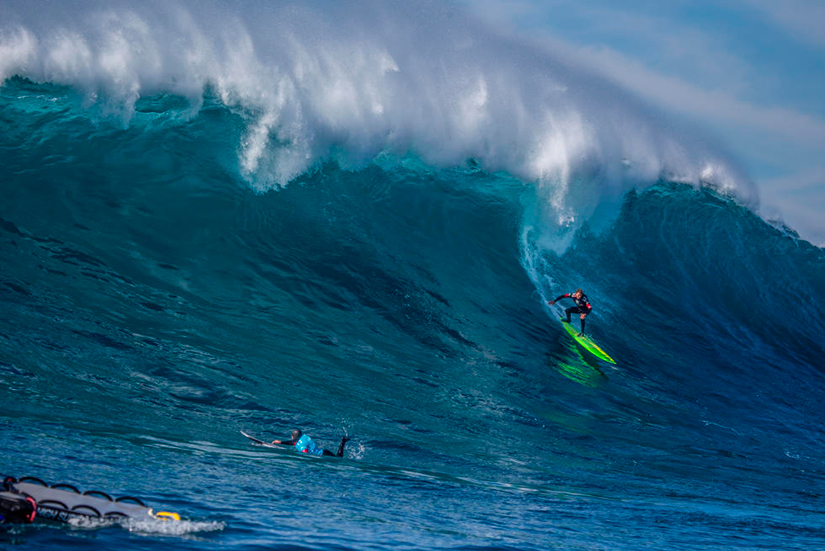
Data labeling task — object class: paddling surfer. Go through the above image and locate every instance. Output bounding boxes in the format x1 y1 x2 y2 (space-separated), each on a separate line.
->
548 288 592 336
271 429 349 457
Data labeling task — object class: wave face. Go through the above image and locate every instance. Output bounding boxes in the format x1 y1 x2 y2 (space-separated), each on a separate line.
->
2 3 824 550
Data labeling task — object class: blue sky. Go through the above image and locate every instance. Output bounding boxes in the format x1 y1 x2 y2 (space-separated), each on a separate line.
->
464 0 825 245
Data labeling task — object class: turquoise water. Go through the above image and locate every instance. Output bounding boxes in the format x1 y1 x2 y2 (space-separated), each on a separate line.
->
2 2 824 549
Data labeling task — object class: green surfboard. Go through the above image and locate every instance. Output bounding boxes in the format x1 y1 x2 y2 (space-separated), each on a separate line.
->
560 319 616 364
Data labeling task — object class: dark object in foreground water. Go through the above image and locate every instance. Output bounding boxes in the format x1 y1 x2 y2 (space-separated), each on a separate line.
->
1 475 180 524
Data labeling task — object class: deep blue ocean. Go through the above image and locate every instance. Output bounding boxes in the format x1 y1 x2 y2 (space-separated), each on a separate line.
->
2 2 824 550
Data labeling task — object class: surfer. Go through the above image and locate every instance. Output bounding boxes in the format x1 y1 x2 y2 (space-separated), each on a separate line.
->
271 429 349 457
548 288 592 336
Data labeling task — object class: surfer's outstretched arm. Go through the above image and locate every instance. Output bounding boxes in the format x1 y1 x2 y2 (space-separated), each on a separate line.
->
548 293 571 305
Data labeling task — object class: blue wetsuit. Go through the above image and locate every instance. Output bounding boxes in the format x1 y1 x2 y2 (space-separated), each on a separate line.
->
277 434 349 457
293 434 324 456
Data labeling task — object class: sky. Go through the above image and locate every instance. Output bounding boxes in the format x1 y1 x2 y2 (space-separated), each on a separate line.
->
463 0 825 245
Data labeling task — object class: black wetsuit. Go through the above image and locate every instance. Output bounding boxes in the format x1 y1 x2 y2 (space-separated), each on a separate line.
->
328 437 349 457
553 292 592 334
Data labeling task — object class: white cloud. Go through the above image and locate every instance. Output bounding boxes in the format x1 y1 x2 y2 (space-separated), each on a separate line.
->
746 0 825 49
759 167 825 246
466 1 825 144
539 37 825 146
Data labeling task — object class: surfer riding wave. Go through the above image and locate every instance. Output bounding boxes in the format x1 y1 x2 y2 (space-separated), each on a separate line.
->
548 289 592 336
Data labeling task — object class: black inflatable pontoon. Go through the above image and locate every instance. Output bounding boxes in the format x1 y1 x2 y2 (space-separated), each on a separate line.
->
1 475 180 524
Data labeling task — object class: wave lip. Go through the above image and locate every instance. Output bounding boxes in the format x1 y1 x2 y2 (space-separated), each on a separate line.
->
1 0 754 210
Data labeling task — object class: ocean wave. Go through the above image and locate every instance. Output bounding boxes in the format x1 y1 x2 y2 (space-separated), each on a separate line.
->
1 69 824 548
